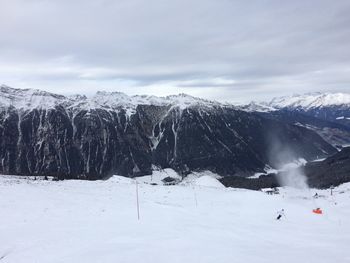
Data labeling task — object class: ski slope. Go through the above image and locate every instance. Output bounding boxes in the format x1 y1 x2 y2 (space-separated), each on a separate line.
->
0 173 349 263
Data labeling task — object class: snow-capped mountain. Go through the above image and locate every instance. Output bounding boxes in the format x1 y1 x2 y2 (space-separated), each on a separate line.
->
0 85 336 180
0 85 223 115
237 92 350 147
238 92 350 115
0 85 69 110
263 92 350 131
239 101 276 112
268 92 350 110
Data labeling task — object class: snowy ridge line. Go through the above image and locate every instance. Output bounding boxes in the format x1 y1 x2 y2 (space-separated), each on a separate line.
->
237 92 350 112
238 101 277 112
2 84 349 114
268 92 350 109
0 84 233 115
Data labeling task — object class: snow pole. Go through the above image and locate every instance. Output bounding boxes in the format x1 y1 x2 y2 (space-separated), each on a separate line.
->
192 182 198 207
136 180 140 220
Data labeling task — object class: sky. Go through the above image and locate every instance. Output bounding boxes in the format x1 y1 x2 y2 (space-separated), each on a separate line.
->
0 0 350 103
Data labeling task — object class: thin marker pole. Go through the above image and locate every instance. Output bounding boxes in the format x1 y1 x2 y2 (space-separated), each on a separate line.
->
136 180 140 220
192 183 198 207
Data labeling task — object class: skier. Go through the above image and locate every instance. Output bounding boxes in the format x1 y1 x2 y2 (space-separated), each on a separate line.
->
276 209 285 220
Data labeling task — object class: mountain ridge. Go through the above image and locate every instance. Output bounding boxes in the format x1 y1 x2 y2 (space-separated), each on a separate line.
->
267 92 350 110
3 84 349 114
0 84 227 114
0 85 337 180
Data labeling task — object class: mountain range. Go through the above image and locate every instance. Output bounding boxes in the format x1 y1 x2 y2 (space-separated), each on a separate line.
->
0 84 349 187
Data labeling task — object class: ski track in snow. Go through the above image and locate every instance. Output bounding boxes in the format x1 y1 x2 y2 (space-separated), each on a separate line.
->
0 175 350 263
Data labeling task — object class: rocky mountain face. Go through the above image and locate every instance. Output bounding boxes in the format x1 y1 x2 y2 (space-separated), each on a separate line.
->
301 106 350 129
266 92 350 128
0 85 337 179
243 93 350 148
257 110 350 147
303 147 350 188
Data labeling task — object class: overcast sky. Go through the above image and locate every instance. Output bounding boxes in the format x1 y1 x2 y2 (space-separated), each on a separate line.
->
1 0 349 103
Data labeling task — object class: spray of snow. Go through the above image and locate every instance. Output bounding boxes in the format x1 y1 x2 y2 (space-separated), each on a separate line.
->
268 136 309 189
277 159 308 189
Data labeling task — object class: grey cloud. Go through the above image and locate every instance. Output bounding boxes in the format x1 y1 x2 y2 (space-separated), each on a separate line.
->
0 0 350 101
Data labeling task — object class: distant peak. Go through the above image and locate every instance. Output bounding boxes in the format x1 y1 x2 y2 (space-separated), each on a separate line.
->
167 93 195 98
0 84 11 89
269 92 350 109
0 84 67 110
68 94 87 101
239 101 276 112
166 93 217 104
95 90 128 96
0 84 65 98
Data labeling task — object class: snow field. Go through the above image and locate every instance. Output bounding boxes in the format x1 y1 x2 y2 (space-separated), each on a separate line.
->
0 175 349 263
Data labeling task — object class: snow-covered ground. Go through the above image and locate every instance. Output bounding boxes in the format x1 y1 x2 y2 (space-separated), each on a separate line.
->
0 173 350 263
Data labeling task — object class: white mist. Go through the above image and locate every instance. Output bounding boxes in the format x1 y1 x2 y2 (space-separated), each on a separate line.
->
276 159 309 189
